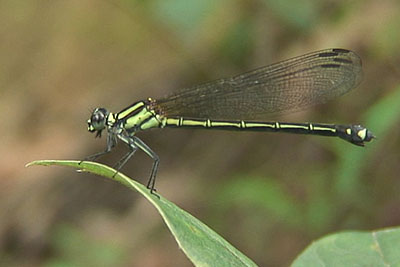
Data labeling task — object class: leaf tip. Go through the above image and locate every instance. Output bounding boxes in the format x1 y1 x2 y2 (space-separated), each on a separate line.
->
25 161 38 167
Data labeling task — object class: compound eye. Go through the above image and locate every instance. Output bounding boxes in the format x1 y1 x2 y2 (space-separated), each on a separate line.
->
88 108 107 131
93 112 104 122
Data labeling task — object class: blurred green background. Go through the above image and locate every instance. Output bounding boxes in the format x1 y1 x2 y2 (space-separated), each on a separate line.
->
1 0 399 266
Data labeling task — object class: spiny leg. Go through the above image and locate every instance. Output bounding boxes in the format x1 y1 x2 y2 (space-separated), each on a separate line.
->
147 154 160 193
131 136 160 195
111 144 138 178
113 147 138 171
80 133 116 164
82 150 110 163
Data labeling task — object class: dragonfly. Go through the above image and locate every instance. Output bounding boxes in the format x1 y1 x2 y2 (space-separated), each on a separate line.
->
84 48 374 194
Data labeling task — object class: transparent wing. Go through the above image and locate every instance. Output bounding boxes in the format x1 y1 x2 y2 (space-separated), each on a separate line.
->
156 48 362 120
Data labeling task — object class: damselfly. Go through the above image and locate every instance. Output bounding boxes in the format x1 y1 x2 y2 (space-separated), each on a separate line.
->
85 48 374 193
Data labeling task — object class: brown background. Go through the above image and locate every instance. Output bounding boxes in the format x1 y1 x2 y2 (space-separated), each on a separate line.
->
1 0 400 266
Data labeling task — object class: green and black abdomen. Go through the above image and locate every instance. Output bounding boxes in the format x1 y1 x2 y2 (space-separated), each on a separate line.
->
162 117 374 146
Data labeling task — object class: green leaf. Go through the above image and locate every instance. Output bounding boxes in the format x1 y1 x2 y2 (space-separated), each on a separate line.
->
26 160 257 267
292 227 400 267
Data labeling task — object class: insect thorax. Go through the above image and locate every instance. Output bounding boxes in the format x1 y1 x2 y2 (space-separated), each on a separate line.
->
116 100 162 133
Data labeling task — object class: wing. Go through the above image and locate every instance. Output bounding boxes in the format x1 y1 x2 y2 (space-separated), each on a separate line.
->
156 48 362 120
